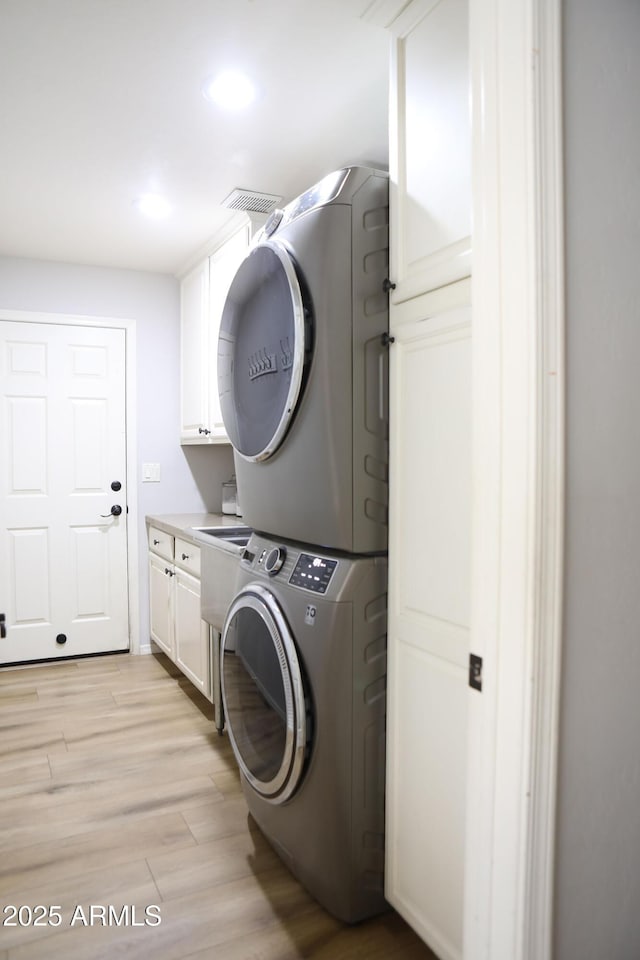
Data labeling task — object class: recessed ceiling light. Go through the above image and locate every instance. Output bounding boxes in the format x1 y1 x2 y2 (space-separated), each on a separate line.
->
135 193 172 220
203 70 256 110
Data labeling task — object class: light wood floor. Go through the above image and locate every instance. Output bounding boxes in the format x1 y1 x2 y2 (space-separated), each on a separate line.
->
0 652 436 960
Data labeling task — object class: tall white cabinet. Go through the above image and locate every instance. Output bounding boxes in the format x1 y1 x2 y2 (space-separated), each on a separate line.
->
384 1 472 959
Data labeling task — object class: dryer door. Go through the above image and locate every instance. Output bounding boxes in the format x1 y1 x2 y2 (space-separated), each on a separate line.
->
217 241 311 462
221 583 309 803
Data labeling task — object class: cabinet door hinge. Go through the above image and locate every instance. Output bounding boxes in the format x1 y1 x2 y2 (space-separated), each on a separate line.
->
469 653 483 692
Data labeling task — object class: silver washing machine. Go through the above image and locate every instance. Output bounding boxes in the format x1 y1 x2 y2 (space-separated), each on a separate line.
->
220 532 388 923
217 166 389 555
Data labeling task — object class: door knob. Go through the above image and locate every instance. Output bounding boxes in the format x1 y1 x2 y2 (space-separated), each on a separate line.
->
101 504 122 517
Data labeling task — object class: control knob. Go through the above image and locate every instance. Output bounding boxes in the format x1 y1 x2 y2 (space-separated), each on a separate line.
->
264 546 286 576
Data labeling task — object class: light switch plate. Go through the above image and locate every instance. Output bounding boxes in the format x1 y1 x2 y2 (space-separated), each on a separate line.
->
142 462 161 482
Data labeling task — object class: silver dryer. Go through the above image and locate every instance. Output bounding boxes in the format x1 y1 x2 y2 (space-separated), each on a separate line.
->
217 166 389 555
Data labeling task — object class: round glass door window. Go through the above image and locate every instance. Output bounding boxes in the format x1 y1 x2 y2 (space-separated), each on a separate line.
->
217 241 311 462
221 584 309 803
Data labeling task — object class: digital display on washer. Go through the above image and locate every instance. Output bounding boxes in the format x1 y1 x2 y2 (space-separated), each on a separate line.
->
289 553 338 594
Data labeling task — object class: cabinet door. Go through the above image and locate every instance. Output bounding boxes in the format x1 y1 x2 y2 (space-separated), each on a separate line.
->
180 259 210 442
386 287 471 960
149 552 174 658
389 0 471 305
207 225 249 440
174 568 211 700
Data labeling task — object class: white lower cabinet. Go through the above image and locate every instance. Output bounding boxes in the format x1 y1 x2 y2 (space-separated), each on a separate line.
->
149 552 174 659
174 568 210 698
148 525 211 700
386 287 471 960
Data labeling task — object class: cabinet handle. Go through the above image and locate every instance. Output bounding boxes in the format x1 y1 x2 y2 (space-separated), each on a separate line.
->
383 278 396 293
153 538 160 545
198 426 211 436
164 568 175 577
181 553 189 561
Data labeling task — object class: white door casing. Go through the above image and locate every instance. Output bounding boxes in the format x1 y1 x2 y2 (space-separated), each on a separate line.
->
0 313 138 663
464 1 564 959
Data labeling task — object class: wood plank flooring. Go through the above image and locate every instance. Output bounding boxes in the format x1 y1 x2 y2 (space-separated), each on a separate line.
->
0 652 437 960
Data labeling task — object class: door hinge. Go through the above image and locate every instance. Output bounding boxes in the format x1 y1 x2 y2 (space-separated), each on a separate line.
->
469 653 483 692
0 613 6 639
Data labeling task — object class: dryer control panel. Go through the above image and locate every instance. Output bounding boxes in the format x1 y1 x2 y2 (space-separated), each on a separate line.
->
289 553 338 594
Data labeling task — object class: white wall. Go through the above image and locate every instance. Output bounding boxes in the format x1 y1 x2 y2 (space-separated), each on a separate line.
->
555 3 640 957
0 255 235 650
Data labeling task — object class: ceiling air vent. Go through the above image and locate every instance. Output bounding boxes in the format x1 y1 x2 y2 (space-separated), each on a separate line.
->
221 188 282 214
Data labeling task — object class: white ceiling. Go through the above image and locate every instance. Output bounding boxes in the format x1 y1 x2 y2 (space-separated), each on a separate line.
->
0 0 390 275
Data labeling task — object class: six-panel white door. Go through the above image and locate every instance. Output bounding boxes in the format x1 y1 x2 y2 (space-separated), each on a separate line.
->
0 320 129 664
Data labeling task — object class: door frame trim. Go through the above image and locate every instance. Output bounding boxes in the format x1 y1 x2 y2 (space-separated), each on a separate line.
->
0 308 140 655
465 1 564 958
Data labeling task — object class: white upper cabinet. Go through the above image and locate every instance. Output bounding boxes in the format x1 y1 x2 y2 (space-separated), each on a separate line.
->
389 0 471 307
180 258 210 442
180 223 250 444
206 226 252 441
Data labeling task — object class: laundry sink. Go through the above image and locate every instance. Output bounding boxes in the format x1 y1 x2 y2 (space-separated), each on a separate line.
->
191 521 253 635
190 522 252 736
191 524 252 549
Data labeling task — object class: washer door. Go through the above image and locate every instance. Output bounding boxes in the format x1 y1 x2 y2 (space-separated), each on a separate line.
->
217 240 311 462
221 583 309 803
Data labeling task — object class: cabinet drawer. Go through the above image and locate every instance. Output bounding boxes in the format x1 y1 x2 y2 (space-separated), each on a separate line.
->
148 525 174 562
175 537 201 577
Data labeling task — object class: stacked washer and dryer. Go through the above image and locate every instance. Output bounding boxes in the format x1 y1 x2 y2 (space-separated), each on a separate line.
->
216 167 390 923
